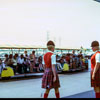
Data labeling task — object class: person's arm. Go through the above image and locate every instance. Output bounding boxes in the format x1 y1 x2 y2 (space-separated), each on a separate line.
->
42 56 45 70
92 53 100 80
51 54 57 82
52 64 56 82
43 64 46 70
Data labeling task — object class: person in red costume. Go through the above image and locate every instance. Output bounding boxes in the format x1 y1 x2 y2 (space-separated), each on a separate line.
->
42 40 60 98
91 40 100 98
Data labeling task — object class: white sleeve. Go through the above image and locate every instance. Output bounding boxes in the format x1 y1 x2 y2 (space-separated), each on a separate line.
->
42 56 45 65
51 54 56 65
95 53 100 63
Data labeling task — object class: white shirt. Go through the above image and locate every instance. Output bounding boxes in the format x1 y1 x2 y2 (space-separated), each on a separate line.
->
95 50 100 63
42 50 56 65
17 58 24 64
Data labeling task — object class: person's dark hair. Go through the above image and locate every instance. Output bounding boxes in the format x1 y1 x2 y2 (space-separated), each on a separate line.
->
9 54 13 59
91 40 99 47
32 50 35 54
5 54 8 58
20 54 24 58
15 53 18 57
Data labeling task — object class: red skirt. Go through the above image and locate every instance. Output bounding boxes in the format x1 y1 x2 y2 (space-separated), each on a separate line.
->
91 68 100 87
42 68 60 89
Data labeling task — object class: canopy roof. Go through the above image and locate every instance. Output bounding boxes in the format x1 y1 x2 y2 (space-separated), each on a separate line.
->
0 44 82 50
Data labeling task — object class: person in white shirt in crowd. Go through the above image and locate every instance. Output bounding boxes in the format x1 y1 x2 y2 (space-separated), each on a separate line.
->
23 51 30 73
17 54 24 74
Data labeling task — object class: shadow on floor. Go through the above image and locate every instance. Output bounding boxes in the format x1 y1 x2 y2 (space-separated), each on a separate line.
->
62 90 95 98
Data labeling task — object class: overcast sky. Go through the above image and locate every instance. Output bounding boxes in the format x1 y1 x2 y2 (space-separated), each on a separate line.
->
0 0 100 49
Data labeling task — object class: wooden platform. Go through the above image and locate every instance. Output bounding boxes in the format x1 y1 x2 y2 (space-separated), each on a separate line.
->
0 72 44 81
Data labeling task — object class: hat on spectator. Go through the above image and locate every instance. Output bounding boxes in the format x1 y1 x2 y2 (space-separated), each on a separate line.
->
91 40 99 47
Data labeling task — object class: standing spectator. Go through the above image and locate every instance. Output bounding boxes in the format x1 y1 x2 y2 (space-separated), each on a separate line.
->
90 41 100 98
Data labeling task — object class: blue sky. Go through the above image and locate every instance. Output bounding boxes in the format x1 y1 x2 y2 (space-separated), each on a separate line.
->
0 0 100 49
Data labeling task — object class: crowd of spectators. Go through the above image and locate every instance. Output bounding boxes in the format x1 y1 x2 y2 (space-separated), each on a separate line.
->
56 50 89 71
0 50 89 76
0 50 44 75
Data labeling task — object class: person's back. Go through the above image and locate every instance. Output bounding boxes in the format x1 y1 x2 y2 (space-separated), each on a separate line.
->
44 52 53 68
42 40 60 98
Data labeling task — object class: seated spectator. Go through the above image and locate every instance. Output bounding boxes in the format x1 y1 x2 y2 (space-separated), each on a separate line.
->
0 59 5 76
38 56 44 72
78 56 83 68
65 53 70 64
17 54 24 74
13 54 18 74
34 57 40 72
59 58 65 69
29 51 35 73
7 54 16 73
69 54 73 69
81 56 85 66
56 61 63 71
72 55 77 69
23 57 29 73
3 54 9 66
85 57 88 70
23 52 30 73
7 54 14 67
